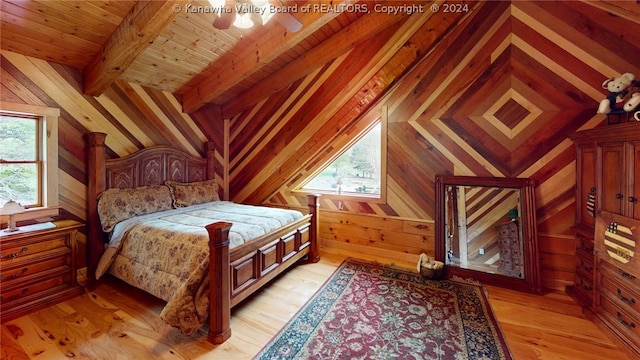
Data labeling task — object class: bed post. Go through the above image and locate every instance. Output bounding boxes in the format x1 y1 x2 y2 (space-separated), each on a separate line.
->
206 221 233 344
306 194 321 263
204 141 215 180
85 132 107 284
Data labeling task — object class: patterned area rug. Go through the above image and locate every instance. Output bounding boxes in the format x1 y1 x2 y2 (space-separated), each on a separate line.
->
255 259 512 360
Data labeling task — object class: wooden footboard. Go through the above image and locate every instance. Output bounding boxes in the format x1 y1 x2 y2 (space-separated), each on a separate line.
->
206 194 319 344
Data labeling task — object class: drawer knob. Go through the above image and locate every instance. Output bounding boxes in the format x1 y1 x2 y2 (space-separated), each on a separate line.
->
618 288 636 304
581 243 594 251
629 196 638 204
618 269 637 280
0 288 28 302
617 311 636 329
0 247 29 259
4 267 29 280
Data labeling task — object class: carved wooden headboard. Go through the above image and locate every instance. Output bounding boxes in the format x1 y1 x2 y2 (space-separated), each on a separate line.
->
84 132 215 281
104 145 211 189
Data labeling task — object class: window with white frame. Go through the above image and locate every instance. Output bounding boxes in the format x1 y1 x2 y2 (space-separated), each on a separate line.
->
302 122 383 197
298 100 389 203
1 114 42 207
0 102 59 219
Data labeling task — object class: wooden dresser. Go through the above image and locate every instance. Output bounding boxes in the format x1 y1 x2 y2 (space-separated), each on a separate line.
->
496 221 524 278
0 220 85 323
568 122 640 358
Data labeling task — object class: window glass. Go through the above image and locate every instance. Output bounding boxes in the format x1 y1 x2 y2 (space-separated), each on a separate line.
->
303 122 381 197
0 114 41 207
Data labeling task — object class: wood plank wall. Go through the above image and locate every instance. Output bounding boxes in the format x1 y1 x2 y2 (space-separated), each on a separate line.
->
1 1 638 291
202 1 640 291
0 51 223 267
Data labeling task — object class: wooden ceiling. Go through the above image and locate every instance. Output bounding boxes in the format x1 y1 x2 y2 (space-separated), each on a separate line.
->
0 0 416 117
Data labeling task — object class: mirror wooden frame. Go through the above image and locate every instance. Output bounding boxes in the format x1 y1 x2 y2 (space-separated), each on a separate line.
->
435 175 542 294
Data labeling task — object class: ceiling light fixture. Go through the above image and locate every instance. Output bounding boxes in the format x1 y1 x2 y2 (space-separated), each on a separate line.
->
209 0 275 30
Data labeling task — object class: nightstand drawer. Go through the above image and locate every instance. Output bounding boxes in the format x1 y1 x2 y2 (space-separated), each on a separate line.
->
0 220 84 322
0 269 71 306
0 235 69 262
0 249 70 284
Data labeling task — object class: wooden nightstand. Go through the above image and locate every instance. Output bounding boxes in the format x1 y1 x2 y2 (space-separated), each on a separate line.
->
0 220 85 323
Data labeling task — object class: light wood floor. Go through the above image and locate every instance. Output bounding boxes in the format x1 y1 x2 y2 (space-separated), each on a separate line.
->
1 248 631 360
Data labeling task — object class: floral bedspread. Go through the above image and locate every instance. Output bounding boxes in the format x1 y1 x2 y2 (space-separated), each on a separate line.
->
96 201 303 334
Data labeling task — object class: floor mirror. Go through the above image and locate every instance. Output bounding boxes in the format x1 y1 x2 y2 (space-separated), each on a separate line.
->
435 175 542 294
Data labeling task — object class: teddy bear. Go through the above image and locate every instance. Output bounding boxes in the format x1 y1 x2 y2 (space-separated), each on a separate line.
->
624 92 640 113
597 72 640 115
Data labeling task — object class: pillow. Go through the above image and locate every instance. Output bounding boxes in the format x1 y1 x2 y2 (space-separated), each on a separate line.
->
165 179 220 208
97 185 173 232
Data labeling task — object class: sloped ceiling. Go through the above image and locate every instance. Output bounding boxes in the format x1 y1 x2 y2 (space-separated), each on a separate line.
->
1 1 638 290
2 0 638 223
0 0 400 115
221 0 639 224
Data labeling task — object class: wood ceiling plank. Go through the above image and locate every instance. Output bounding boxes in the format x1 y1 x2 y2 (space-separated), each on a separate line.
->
41 0 132 26
220 10 410 119
0 1 122 46
83 0 189 96
0 12 100 55
84 0 137 18
181 9 342 113
25 0 127 34
156 26 225 59
0 28 94 69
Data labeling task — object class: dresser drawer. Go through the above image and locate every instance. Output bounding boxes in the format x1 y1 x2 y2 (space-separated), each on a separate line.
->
0 249 70 285
598 294 640 349
571 272 594 307
577 235 594 252
574 272 594 293
576 249 594 276
599 259 640 289
0 269 71 306
600 273 640 315
0 234 69 262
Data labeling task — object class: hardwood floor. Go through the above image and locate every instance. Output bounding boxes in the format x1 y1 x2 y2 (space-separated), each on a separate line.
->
1 248 631 360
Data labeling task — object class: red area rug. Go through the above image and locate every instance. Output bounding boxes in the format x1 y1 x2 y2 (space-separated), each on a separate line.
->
255 259 512 359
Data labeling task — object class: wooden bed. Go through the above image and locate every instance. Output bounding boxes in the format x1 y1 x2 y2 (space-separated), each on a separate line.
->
85 132 319 344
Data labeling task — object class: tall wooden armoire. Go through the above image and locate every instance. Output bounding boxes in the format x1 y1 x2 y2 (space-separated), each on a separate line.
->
568 122 640 359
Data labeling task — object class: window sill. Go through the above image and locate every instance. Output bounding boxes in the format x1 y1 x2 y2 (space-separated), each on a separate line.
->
292 190 385 203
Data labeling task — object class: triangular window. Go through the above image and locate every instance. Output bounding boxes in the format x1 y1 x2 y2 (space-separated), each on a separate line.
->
301 121 383 198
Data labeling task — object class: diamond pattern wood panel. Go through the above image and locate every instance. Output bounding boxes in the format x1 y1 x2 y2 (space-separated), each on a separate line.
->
1 1 638 291
220 1 639 290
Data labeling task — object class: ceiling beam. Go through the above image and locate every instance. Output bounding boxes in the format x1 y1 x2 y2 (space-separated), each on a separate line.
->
220 10 410 119
181 7 342 114
83 0 188 96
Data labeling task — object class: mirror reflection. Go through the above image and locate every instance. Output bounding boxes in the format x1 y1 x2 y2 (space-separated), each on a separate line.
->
444 185 524 278
435 175 541 294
